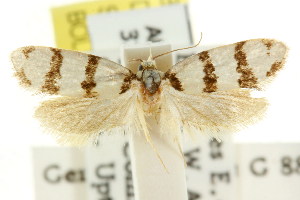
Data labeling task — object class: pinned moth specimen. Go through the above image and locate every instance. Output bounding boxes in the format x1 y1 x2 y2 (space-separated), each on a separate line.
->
11 39 287 163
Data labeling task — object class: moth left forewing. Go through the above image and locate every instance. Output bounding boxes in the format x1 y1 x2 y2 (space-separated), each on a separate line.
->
11 46 131 99
169 39 288 95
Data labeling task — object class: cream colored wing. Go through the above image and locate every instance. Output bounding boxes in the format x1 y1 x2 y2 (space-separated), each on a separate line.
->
168 39 287 95
35 88 140 146
160 84 268 139
11 46 132 99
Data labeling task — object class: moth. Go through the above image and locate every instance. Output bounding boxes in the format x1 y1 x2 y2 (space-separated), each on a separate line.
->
11 39 287 153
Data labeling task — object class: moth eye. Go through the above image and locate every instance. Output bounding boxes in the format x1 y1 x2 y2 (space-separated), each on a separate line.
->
138 65 144 71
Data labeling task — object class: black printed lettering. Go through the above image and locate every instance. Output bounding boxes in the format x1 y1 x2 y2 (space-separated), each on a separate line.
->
95 163 115 180
124 143 134 200
123 142 129 157
210 171 230 184
120 30 139 41
297 156 300 174
66 10 89 50
98 4 118 12
146 26 162 42
188 190 201 200
44 165 85 184
250 157 268 176
91 182 112 200
281 156 293 175
184 148 201 170
65 169 85 182
44 164 61 183
210 139 223 159
159 0 181 4
281 156 300 175
130 1 150 8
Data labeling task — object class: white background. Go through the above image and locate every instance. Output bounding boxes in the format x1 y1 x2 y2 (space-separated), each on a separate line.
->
0 0 299 199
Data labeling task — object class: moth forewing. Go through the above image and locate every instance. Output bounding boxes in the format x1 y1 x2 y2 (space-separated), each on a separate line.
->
170 39 288 95
11 46 131 99
238 40 287 86
12 46 53 90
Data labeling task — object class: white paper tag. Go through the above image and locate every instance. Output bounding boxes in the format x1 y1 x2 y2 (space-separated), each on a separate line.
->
87 4 192 51
32 142 300 200
237 143 300 200
184 135 237 200
32 147 87 200
84 135 131 200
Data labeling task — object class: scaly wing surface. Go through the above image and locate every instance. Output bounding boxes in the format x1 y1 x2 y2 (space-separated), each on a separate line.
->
168 39 288 95
160 83 268 139
11 46 132 99
35 88 140 146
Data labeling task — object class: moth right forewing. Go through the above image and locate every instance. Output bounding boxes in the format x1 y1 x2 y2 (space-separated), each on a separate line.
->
169 39 288 95
167 55 206 94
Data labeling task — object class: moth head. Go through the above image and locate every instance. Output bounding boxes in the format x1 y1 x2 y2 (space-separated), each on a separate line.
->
132 55 156 80
139 56 157 70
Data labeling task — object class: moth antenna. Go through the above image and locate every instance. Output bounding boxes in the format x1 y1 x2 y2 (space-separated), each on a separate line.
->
129 58 143 63
152 32 203 60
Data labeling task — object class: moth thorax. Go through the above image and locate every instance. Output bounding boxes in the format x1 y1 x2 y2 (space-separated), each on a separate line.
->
142 69 161 94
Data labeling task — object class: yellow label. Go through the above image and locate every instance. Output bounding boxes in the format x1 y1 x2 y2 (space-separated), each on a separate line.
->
52 0 188 51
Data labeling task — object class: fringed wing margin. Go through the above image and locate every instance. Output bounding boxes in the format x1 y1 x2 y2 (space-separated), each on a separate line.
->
160 85 268 140
35 89 140 146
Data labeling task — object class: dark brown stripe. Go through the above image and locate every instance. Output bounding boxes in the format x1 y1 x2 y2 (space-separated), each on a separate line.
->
262 39 273 50
15 68 31 86
262 39 274 56
81 55 100 98
266 61 283 77
22 46 35 59
234 41 258 88
199 51 218 93
120 73 136 94
41 48 63 94
164 71 183 91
